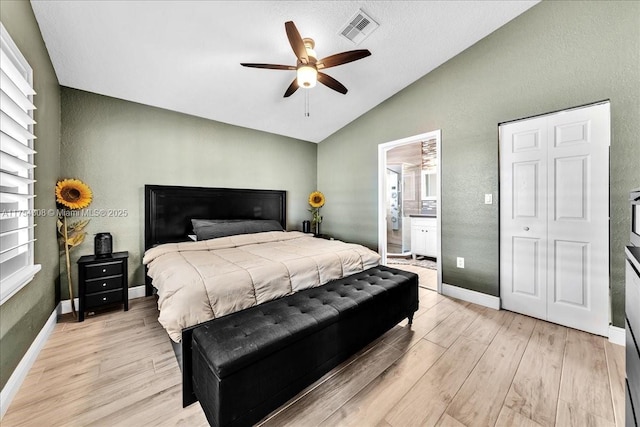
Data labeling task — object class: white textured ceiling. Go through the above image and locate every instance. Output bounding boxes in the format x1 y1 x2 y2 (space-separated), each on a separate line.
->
30 1 538 143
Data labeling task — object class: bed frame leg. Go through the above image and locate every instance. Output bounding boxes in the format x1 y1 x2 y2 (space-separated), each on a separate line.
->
408 313 414 326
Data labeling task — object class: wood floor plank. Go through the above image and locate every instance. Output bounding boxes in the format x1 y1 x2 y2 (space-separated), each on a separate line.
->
383 297 459 352
391 264 438 291
503 320 567 426
434 413 466 427
319 338 446 427
6 360 168 426
406 287 444 319
495 406 544 427
156 402 210 427
559 328 615 423
461 306 511 345
260 341 403 427
60 366 182 426
90 382 197 427
443 313 535 427
604 340 626 427
384 336 487 427
423 300 483 348
556 399 616 427
419 286 444 307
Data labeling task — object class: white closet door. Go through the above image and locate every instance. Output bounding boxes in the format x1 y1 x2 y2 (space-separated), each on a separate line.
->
546 103 610 336
500 103 610 336
500 116 549 320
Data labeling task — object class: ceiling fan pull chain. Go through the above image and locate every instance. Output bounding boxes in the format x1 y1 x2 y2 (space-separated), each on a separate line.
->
305 90 310 117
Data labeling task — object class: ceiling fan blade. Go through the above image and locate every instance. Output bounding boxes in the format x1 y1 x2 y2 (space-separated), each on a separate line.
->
240 63 296 71
285 21 309 64
316 50 371 70
284 78 299 97
317 72 348 95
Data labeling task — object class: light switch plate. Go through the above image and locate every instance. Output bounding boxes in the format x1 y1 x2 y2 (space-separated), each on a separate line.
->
484 194 493 204
457 257 464 268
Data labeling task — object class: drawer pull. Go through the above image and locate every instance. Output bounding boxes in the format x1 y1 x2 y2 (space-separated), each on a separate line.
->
103 297 107 301
102 268 107 273
102 283 107 287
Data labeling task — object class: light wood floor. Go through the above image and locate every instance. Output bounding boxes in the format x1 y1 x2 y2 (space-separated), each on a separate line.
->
3 285 625 427
391 263 438 291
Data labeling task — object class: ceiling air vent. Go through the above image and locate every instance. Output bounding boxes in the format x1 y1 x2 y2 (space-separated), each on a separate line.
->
339 9 379 45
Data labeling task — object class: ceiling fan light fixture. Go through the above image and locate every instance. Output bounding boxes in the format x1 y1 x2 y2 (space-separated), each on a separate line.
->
297 65 317 88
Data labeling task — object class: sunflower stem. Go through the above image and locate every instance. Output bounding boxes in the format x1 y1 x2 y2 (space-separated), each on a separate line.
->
63 215 77 318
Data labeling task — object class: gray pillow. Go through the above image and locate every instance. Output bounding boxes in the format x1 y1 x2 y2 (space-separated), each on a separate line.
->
191 219 284 241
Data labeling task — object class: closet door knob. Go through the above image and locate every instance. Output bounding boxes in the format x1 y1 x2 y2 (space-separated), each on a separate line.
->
524 227 530 231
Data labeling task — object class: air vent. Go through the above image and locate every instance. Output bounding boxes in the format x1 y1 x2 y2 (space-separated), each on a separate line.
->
339 9 379 45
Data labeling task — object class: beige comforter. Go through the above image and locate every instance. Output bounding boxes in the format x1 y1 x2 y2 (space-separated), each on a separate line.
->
143 231 381 342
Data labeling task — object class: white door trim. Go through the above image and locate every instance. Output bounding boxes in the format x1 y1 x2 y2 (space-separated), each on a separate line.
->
378 130 442 293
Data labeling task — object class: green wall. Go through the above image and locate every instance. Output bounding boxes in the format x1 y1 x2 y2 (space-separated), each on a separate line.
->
318 0 640 328
0 2 61 390
60 88 318 295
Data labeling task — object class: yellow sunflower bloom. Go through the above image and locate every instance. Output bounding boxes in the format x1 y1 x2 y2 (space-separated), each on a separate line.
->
55 179 93 210
308 191 325 208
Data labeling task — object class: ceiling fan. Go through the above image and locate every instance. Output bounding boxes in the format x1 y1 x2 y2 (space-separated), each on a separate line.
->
241 21 371 98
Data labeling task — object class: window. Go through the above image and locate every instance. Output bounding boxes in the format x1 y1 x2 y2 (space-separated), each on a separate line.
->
0 22 40 305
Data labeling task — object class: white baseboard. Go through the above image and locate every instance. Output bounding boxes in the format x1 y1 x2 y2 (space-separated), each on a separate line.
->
608 325 625 346
57 285 146 315
442 283 501 310
57 297 79 316
0 307 57 420
128 285 146 300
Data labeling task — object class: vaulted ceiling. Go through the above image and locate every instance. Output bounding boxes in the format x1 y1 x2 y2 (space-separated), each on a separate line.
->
31 1 538 143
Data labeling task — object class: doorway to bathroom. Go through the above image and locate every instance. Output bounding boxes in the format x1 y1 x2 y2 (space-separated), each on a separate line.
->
378 130 442 292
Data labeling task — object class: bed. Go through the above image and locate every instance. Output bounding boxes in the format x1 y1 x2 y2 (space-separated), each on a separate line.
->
143 184 387 407
144 185 381 339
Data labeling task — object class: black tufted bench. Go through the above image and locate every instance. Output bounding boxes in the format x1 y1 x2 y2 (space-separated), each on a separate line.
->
189 265 418 427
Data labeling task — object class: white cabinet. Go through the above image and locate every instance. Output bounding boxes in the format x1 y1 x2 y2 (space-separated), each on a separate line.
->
411 217 437 258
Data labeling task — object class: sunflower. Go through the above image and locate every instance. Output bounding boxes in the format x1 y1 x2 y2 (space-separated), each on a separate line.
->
55 179 93 210
308 191 325 208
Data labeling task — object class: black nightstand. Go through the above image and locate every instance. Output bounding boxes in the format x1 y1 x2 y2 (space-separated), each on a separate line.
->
77 251 129 322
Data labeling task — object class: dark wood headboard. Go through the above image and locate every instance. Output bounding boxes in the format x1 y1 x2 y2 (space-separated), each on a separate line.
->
144 185 287 252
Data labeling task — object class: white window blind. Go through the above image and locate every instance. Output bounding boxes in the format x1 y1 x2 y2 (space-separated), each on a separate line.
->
0 22 41 305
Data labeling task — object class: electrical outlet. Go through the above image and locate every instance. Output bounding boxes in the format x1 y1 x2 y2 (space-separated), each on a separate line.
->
484 194 493 204
457 257 465 268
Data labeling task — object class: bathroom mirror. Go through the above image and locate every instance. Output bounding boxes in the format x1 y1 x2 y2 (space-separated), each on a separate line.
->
421 170 437 200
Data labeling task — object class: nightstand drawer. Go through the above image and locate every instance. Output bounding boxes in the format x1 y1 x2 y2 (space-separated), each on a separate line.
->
85 261 123 279
85 276 123 294
85 289 123 308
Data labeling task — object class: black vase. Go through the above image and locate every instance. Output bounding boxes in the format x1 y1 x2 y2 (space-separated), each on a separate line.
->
302 220 311 233
315 222 321 236
94 232 113 258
